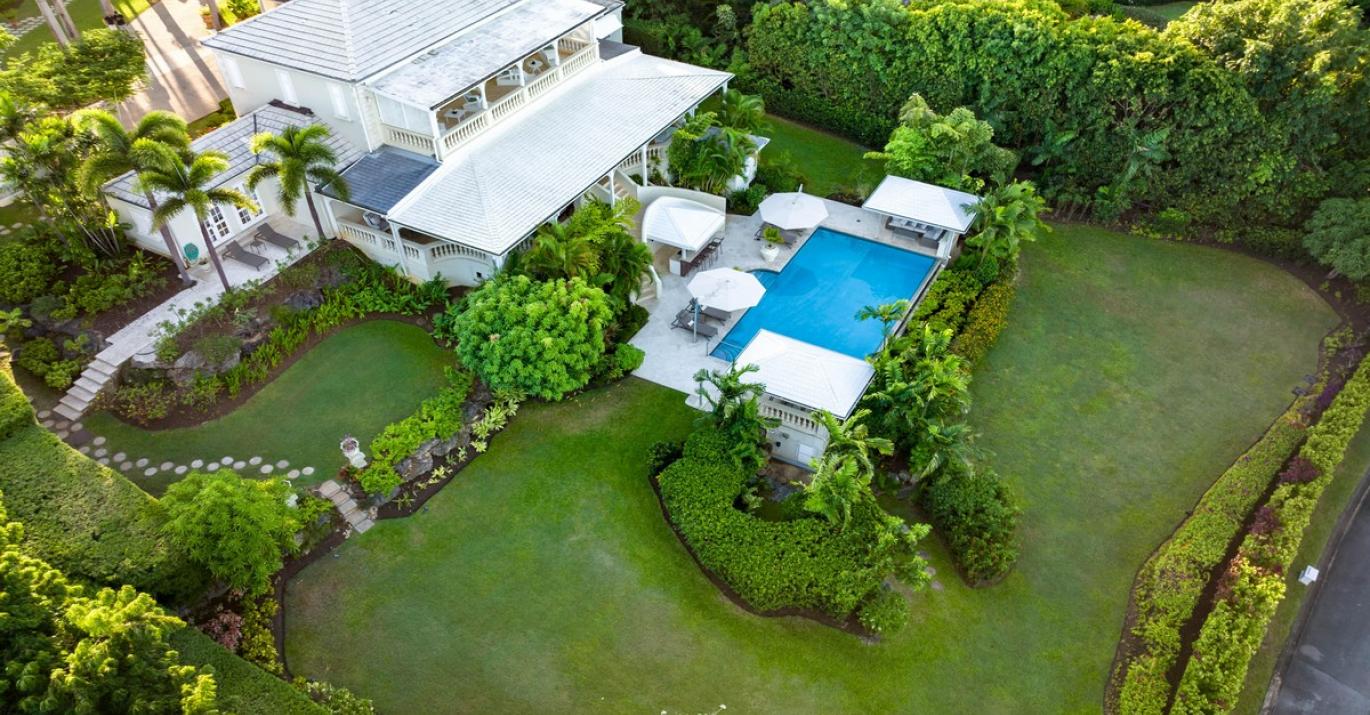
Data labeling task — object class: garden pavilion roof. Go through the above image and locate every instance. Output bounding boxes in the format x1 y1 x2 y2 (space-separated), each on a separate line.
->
734 330 875 419
862 176 981 233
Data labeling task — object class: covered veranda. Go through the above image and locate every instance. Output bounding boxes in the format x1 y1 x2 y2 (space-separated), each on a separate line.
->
862 175 981 262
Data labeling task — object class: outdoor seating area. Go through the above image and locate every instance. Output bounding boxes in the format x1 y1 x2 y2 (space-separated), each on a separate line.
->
218 223 306 271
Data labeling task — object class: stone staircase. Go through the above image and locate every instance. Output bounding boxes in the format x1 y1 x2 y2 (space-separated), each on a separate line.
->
54 357 121 422
319 479 374 534
613 180 633 203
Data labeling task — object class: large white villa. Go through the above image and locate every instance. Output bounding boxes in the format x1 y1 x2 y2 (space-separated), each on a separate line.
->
106 0 731 286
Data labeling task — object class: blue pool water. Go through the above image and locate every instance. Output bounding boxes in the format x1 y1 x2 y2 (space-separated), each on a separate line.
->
711 228 937 361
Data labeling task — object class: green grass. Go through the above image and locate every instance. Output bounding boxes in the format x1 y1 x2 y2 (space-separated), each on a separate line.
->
1121 1 1199 27
3 0 157 60
171 629 326 715
1234 418 1370 713
760 114 884 198
84 320 455 495
187 98 236 138
283 227 1335 713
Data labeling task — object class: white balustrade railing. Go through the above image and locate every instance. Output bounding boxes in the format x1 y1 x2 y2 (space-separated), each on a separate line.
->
430 242 488 261
382 125 437 156
337 220 398 254
762 402 819 433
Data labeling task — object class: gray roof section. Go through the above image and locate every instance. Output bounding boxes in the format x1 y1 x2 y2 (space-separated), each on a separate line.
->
324 147 439 213
369 0 604 109
202 0 523 81
106 103 362 208
388 53 730 253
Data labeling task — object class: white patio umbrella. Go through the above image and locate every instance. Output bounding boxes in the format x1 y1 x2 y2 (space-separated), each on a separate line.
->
758 191 828 231
686 268 767 340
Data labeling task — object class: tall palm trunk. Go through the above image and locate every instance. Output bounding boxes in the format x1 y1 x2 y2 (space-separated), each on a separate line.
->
196 219 231 291
204 0 223 30
98 0 117 21
35 0 70 47
304 191 325 239
146 191 193 285
53 0 79 42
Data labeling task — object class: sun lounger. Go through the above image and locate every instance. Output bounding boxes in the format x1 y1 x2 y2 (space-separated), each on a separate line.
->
688 299 731 322
222 242 269 271
256 224 301 252
671 310 718 339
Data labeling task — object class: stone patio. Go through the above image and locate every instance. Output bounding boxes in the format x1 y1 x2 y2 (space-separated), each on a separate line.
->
629 197 935 401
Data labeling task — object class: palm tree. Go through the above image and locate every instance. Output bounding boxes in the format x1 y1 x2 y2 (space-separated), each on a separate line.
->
810 408 893 479
719 89 765 134
525 221 599 280
856 300 910 340
597 228 653 308
73 108 195 285
245 124 349 240
693 364 779 473
966 181 1050 267
804 456 863 528
204 0 224 30
136 144 257 291
0 92 36 144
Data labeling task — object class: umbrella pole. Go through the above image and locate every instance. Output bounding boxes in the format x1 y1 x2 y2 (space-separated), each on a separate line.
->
693 300 701 342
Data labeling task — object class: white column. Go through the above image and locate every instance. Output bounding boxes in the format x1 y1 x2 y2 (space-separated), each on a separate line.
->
517 63 527 87
607 173 616 207
476 83 488 109
640 145 650 187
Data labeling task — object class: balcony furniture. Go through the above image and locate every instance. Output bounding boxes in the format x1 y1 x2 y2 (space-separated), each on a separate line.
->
671 309 718 339
687 298 731 322
257 224 301 252
222 241 269 270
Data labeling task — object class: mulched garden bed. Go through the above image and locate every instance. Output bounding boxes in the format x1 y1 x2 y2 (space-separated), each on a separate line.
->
87 255 187 337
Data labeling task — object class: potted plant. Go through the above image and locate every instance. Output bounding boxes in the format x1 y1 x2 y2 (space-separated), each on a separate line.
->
761 226 784 263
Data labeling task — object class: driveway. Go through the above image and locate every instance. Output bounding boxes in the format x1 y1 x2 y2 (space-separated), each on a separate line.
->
116 0 226 125
1271 471 1370 714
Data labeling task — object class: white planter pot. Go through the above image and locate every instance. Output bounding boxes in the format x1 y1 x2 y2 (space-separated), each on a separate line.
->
761 244 780 263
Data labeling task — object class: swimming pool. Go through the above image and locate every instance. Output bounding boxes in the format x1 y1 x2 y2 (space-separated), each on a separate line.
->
711 228 938 361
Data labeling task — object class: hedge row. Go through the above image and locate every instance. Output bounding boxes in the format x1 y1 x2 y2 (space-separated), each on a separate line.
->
656 429 918 621
358 369 473 495
950 279 1015 367
1173 356 1370 713
0 359 192 597
171 629 326 715
1115 406 1308 714
0 356 34 441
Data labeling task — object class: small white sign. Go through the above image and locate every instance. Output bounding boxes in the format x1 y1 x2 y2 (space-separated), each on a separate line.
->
1299 565 1320 585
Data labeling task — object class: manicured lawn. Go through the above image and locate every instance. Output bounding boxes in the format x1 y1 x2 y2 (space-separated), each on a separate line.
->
284 227 1334 713
1121 1 1199 27
759 114 884 198
84 320 455 495
3 0 157 59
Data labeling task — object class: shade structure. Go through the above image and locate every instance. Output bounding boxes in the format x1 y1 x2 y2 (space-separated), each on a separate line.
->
642 196 725 253
688 268 766 313
758 192 828 231
734 329 874 418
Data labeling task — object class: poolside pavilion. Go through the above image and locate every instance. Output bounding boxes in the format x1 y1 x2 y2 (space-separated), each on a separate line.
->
861 176 981 262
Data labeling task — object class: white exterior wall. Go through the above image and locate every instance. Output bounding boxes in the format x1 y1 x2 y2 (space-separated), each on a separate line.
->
760 396 829 469
108 176 326 265
211 50 373 152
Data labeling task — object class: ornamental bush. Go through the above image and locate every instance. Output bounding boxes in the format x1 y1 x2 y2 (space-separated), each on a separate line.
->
453 275 612 400
918 463 1020 583
359 369 473 495
0 233 60 305
655 428 930 621
857 587 910 635
950 279 1015 366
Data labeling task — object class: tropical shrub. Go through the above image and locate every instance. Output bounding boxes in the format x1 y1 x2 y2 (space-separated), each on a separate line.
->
238 595 282 675
692 364 779 475
453 275 612 400
171 629 325 714
295 679 376 715
0 29 148 110
910 266 985 334
857 587 910 635
1303 197 1370 280
918 463 1020 583
656 428 930 620
160 471 303 595
951 279 1015 366
59 253 168 317
0 232 60 305
864 325 971 474
866 94 1017 192
107 380 177 424
359 369 474 495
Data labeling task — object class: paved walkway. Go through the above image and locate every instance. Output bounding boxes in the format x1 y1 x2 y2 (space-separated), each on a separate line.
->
1270 471 1370 714
116 0 227 126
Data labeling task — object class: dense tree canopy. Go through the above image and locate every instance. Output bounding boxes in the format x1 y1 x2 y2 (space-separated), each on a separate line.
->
454 275 613 399
160 471 301 595
0 29 147 110
867 94 1017 192
1303 197 1370 279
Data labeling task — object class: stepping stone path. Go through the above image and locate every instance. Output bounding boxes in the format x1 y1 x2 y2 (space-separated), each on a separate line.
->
319 480 373 534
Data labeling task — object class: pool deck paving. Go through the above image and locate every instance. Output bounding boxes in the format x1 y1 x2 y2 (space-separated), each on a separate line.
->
630 198 937 402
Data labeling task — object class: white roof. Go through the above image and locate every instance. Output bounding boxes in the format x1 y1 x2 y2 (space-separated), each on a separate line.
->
389 52 729 253
203 0 524 81
642 197 724 252
735 330 875 418
862 175 981 233
369 0 604 109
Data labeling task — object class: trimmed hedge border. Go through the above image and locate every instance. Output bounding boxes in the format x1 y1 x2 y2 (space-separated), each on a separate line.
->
1172 355 1370 713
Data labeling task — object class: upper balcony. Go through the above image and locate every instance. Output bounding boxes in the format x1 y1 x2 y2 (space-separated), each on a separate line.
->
367 10 603 161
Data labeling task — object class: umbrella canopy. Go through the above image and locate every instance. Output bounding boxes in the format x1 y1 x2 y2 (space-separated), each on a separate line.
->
643 197 725 253
758 192 828 231
688 268 766 313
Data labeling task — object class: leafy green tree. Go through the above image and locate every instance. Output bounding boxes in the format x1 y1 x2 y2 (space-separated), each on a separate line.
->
525 221 600 281
0 492 218 714
693 363 780 474
524 200 652 311
138 145 257 291
719 89 766 134
863 325 973 476
867 94 1018 192
0 29 146 110
803 409 893 527
454 275 613 399
966 181 1050 266
1167 0 1369 192
160 471 300 596
73 108 195 285
668 112 758 193
247 124 350 240
1304 197 1370 280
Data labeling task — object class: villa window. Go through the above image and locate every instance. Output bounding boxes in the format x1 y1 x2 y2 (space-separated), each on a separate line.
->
276 69 299 105
329 83 351 120
236 184 264 226
203 204 232 243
